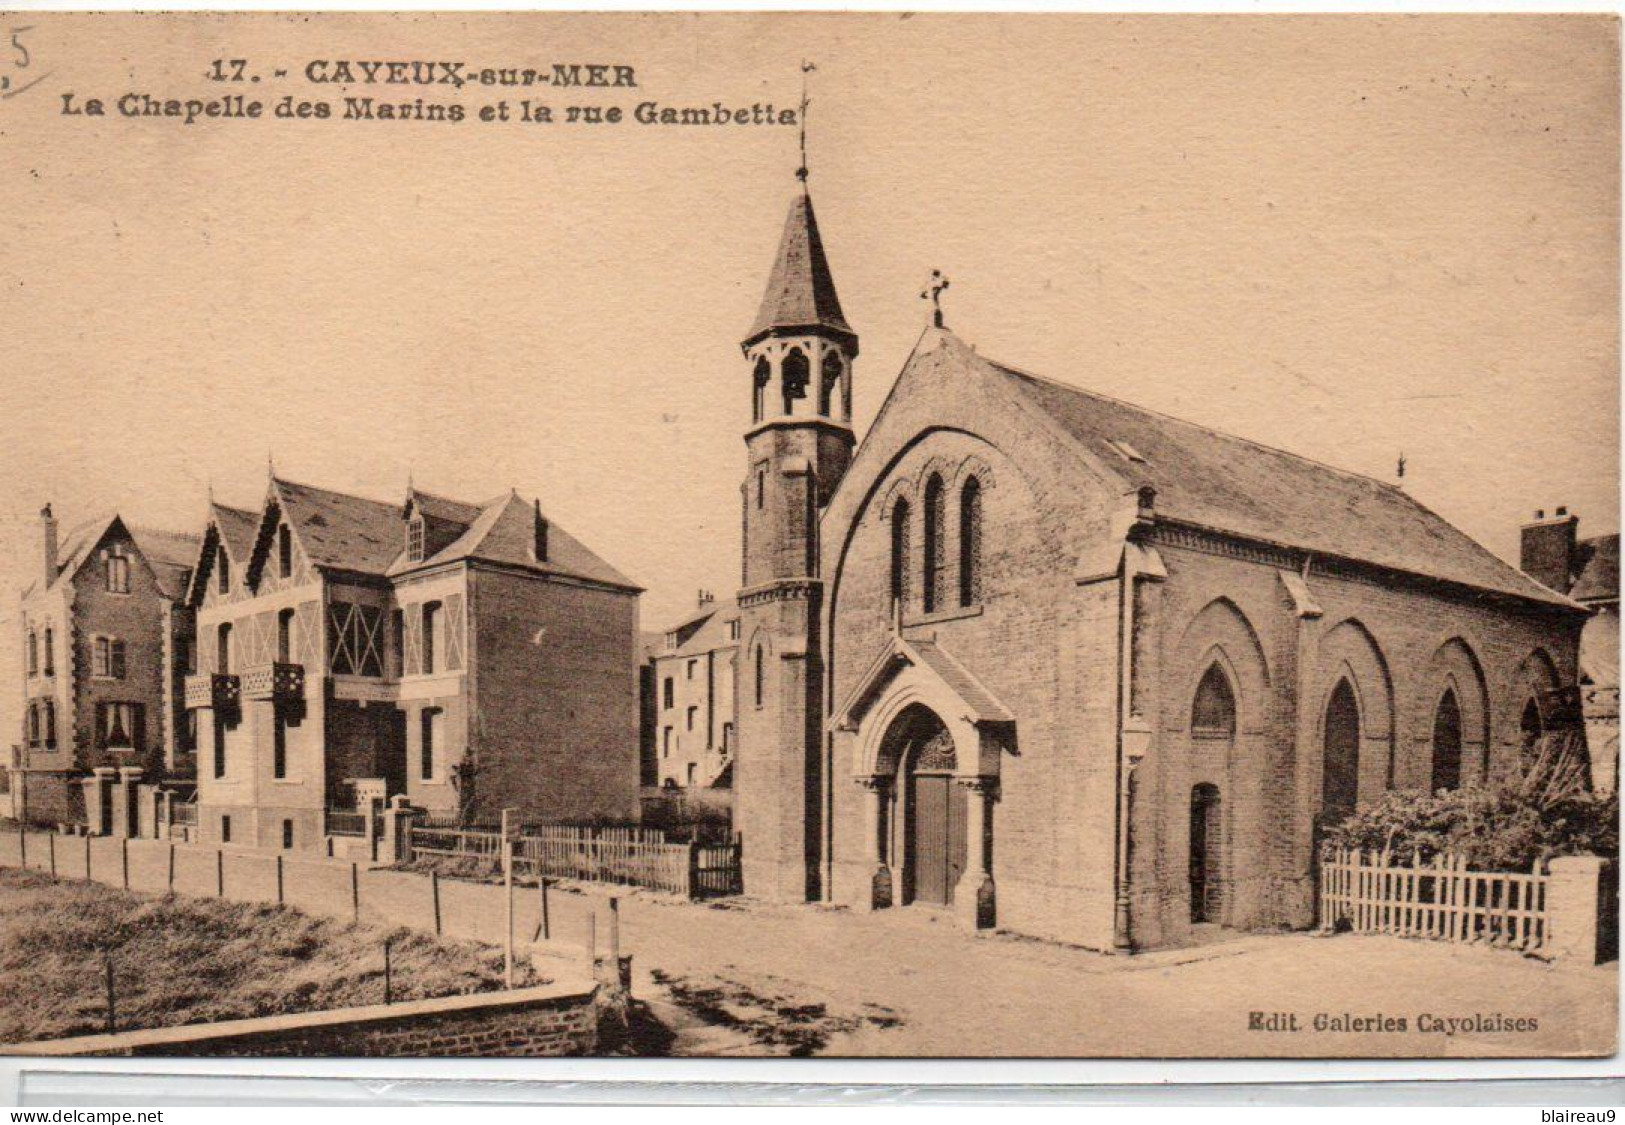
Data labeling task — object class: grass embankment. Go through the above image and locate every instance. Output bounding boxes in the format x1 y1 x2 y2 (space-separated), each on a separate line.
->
0 866 541 1044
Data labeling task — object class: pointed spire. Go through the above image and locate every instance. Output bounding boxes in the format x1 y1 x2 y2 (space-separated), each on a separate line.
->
743 188 854 350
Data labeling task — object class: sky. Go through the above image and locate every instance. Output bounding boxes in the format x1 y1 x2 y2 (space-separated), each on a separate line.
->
0 13 1617 742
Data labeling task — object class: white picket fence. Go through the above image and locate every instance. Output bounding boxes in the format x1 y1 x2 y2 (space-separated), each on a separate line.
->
1320 848 1549 953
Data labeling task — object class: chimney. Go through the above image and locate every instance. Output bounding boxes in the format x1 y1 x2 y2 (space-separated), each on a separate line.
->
1520 508 1580 594
699 589 714 607
532 499 548 563
40 504 57 584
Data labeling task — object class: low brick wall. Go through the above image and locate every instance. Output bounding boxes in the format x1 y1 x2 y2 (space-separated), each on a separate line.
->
6 983 601 1058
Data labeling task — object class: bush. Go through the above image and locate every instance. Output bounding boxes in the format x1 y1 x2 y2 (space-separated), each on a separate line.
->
1322 784 1618 871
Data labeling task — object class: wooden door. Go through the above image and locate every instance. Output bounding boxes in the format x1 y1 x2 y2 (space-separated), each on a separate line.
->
908 774 967 906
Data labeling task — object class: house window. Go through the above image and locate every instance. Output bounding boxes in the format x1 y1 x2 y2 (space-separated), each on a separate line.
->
93 637 125 679
890 498 912 609
686 763 697 788
422 601 442 674
722 722 734 752
407 517 425 563
43 628 53 676
390 608 405 678
959 476 983 607
273 710 288 779
686 705 698 732
662 727 672 758
278 525 293 578
217 623 232 674
277 608 295 663
213 718 226 778
662 677 674 710
727 620 740 642
26 632 36 676
107 552 130 594
282 820 294 850
221 815 232 844
923 475 946 613
100 702 141 751
421 707 441 780
687 659 697 680
217 546 230 594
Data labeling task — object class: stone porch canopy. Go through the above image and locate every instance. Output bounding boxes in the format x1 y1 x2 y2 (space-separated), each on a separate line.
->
832 633 1015 781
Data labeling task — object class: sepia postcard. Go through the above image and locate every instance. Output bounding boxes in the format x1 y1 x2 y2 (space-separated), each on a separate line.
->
0 11 1617 1064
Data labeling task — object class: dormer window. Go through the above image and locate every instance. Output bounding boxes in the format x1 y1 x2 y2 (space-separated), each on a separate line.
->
106 549 131 594
407 516 425 563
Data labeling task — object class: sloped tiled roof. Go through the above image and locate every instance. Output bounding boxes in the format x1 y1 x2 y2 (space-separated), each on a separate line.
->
1570 534 1619 605
406 487 483 527
743 189 853 346
901 333 1577 610
211 503 261 563
651 598 739 660
129 525 202 600
404 490 639 590
274 477 404 576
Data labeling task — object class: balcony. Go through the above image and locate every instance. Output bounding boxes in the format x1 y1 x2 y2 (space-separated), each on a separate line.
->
241 661 305 703
184 672 241 712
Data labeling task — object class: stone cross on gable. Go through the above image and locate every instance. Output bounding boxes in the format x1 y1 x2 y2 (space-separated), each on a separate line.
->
921 270 950 329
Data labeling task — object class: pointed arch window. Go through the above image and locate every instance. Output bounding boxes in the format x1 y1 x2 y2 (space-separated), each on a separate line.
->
752 357 770 423
958 476 983 608
890 498 912 610
1191 664 1237 739
922 474 946 613
781 349 809 415
819 350 842 417
1431 688 1463 792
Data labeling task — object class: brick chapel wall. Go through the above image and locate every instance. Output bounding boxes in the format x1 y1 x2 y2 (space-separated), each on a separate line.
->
467 568 640 825
1134 530 1586 949
819 348 1130 950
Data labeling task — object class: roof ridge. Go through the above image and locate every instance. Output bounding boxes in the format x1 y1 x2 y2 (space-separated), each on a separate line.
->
985 354 1404 497
275 475 402 512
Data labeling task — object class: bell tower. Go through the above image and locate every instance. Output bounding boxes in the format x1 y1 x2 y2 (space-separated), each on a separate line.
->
735 177 857 903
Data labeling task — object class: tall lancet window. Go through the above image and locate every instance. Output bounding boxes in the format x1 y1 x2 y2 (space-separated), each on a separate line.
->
1432 688 1463 793
781 349 809 415
890 498 912 610
959 476 983 607
922 474 946 614
752 357 770 423
819 350 842 417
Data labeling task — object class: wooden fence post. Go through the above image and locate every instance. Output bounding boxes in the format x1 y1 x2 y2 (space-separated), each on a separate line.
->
121 838 129 890
585 909 597 979
351 862 360 922
540 878 550 941
104 952 116 1035
431 869 442 936
18 823 26 868
48 832 56 881
686 840 701 900
167 843 176 892
85 834 92 880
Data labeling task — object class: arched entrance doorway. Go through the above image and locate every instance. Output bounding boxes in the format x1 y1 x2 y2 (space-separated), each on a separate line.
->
1189 783 1222 923
878 703 967 907
1323 679 1361 824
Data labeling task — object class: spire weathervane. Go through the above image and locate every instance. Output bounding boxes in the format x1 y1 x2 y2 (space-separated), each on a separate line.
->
921 269 950 329
797 60 816 183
